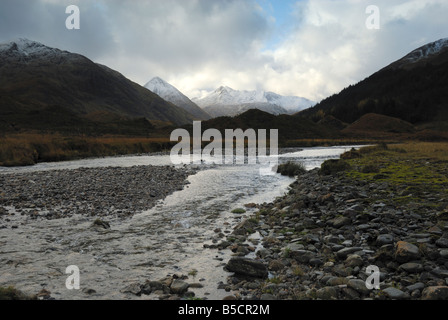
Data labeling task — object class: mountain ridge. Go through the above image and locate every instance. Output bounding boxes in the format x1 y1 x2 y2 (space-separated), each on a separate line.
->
296 37 448 126
0 38 196 134
193 85 315 117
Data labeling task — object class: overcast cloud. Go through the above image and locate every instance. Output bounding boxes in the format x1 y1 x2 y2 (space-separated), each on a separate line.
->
1 0 447 101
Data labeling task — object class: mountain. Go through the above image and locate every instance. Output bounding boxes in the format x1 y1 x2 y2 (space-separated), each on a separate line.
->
0 39 195 134
201 102 288 118
191 109 338 142
193 86 315 117
144 77 211 120
297 37 448 126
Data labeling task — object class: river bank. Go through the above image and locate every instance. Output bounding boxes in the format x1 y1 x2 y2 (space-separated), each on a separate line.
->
219 143 448 300
0 165 196 222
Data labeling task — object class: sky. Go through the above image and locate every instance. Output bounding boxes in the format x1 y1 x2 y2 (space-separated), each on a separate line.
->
1 0 448 102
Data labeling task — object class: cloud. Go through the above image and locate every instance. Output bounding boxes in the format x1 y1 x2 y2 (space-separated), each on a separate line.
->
1 0 447 102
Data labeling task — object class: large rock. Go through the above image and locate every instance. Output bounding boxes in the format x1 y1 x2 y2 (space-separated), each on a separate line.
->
170 279 189 294
383 287 409 300
395 241 420 263
225 257 268 278
421 286 448 300
347 279 371 295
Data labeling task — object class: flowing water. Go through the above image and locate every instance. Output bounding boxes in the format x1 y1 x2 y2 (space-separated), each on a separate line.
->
0 146 360 300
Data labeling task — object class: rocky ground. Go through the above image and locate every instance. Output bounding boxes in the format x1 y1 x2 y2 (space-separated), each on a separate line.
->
217 153 448 300
0 165 195 221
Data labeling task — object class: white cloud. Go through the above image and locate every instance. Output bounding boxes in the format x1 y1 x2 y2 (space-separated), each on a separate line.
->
1 0 447 102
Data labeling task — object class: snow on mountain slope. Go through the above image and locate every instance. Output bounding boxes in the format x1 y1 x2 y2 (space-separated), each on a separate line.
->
402 37 448 63
387 37 448 70
193 86 315 116
144 77 211 120
0 38 83 63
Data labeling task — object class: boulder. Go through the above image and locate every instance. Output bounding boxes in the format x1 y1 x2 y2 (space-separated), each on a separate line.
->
394 241 420 263
170 279 189 295
421 286 448 300
225 257 268 278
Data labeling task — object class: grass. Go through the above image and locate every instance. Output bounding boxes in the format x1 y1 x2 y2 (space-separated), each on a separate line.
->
339 142 448 209
231 208 246 214
0 133 175 166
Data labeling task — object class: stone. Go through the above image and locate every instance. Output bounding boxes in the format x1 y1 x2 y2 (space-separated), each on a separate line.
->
382 287 409 300
326 277 349 286
421 286 448 300
336 247 363 259
260 293 277 300
309 257 324 267
225 257 268 278
316 286 339 300
170 279 189 294
347 279 371 295
395 241 420 263
345 254 364 267
141 280 168 295
289 250 316 264
436 238 448 248
268 260 285 271
405 282 425 292
120 282 141 296
439 249 448 259
376 234 394 246
399 263 423 273
330 216 351 228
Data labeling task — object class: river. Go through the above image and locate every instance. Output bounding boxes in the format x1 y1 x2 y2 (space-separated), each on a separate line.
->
0 146 359 300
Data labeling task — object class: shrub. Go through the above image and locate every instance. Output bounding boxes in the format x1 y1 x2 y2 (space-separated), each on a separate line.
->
277 161 307 177
320 159 351 175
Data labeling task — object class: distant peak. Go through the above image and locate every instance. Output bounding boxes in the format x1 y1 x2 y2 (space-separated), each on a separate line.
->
150 76 166 83
215 86 234 94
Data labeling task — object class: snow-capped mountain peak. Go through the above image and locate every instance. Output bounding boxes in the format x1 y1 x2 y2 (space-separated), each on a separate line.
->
144 77 211 120
0 38 86 65
193 86 315 116
0 38 61 56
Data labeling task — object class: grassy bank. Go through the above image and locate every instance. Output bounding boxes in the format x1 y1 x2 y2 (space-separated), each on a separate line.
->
326 142 448 211
0 133 175 166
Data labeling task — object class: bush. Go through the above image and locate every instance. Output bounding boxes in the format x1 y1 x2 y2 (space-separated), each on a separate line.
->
0 286 36 300
320 159 351 175
277 161 307 177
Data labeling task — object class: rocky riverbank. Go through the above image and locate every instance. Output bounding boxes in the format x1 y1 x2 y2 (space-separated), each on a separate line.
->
218 146 448 300
0 165 195 222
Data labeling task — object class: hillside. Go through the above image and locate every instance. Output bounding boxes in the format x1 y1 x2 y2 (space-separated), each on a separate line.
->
297 38 448 126
0 39 195 134
187 109 339 142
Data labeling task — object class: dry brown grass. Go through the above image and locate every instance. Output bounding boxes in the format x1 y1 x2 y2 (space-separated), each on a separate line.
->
0 133 174 166
390 142 448 161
